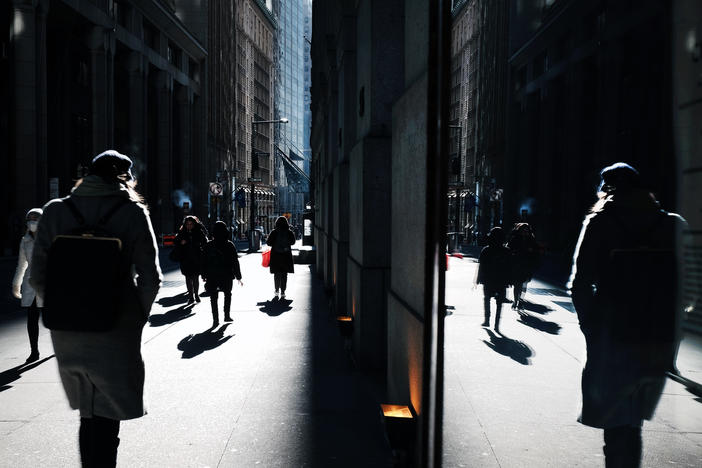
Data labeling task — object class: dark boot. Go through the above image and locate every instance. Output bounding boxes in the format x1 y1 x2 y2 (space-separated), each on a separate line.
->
210 296 219 327
494 303 502 334
482 296 491 327
223 293 232 322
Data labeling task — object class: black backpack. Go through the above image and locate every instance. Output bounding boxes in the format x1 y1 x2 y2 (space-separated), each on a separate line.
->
43 197 133 332
599 212 678 343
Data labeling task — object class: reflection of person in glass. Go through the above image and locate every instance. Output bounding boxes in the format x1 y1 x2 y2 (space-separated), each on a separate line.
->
568 163 686 468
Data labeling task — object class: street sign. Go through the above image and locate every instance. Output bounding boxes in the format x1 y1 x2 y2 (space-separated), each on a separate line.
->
247 177 262 182
209 182 223 196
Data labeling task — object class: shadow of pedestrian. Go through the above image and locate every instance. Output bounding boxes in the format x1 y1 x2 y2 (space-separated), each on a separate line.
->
257 298 293 317
0 355 55 392
517 311 562 334
552 300 576 313
482 329 533 365
149 304 196 327
519 300 553 315
156 293 189 307
177 323 234 359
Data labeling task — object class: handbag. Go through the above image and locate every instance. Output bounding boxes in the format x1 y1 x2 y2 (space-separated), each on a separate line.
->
261 248 271 267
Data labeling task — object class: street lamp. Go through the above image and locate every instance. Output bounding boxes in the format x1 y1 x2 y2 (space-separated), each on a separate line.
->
250 117 289 252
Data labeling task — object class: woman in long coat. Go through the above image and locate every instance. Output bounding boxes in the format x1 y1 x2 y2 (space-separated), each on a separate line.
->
11 208 44 362
266 216 295 299
568 163 685 467
30 150 162 467
174 215 208 304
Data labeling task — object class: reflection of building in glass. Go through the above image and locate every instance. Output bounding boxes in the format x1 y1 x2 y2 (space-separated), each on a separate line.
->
234 0 276 234
450 0 509 246
272 0 312 229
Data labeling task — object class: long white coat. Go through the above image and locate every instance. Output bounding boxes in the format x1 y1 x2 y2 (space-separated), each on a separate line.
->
12 233 44 308
30 176 162 420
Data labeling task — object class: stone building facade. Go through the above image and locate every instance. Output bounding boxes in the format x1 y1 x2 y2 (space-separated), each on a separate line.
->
1 0 208 252
234 0 276 235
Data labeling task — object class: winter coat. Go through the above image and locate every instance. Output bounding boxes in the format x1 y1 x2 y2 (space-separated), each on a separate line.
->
477 245 512 292
568 189 685 429
12 233 44 308
29 175 162 420
174 228 207 276
266 228 295 274
202 239 242 282
507 235 540 284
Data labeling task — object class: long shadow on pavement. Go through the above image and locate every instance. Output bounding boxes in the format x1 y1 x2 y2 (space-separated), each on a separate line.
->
149 304 196 327
517 311 562 335
177 323 233 359
156 293 189 308
257 298 293 316
519 300 553 315
0 355 55 392
483 329 534 365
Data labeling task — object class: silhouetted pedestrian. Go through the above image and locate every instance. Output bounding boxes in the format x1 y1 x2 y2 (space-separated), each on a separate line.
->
11 208 44 362
174 216 208 304
568 162 686 468
202 221 243 327
476 227 511 333
29 150 162 468
266 216 295 299
507 222 540 310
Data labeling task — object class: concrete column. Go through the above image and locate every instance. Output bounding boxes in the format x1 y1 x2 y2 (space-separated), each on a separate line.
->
126 51 146 172
176 86 192 194
86 25 112 153
12 0 38 210
156 70 174 233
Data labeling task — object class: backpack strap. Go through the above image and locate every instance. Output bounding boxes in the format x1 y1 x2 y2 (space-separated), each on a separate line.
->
62 197 130 226
62 198 86 225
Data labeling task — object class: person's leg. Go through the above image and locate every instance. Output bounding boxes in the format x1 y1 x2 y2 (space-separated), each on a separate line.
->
512 282 523 309
494 290 505 333
274 273 282 296
79 416 121 468
482 286 491 327
280 273 288 298
193 275 201 302
603 425 642 468
223 280 233 321
26 300 40 361
185 275 195 303
210 288 219 326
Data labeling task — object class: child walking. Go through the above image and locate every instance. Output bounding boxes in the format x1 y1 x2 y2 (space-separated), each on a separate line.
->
202 221 243 327
476 227 511 333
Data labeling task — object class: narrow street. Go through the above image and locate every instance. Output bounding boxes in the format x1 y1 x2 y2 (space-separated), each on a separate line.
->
0 249 392 467
443 255 702 467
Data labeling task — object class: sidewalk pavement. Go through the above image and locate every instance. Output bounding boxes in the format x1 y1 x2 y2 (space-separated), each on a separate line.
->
443 254 702 467
0 250 392 467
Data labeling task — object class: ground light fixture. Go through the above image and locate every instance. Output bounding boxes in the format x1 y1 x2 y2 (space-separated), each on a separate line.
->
380 404 416 460
336 315 353 338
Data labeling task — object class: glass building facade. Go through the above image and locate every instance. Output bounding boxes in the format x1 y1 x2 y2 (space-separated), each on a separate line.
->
272 0 312 227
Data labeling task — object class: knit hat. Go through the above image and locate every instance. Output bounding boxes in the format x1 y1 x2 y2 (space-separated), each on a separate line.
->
90 150 133 181
25 208 43 220
598 162 640 193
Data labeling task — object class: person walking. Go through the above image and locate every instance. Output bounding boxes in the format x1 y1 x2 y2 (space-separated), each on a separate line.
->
29 150 162 468
202 221 243 327
507 222 540 310
11 208 44 363
568 162 685 468
174 215 208 304
475 226 511 333
266 216 295 299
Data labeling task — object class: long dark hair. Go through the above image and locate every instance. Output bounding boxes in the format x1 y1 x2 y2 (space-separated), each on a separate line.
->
274 216 290 231
179 215 206 235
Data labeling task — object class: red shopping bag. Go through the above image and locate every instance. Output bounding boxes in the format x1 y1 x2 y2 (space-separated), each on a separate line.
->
262 248 271 267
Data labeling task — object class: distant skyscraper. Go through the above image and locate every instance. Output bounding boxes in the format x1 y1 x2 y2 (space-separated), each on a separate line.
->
272 0 311 226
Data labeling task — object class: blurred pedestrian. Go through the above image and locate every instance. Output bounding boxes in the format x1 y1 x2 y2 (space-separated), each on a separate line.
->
568 162 686 468
266 216 295 299
507 222 540 310
11 208 44 362
29 150 161 468
476 226 511 333
174 215 208 304
202 221 243 327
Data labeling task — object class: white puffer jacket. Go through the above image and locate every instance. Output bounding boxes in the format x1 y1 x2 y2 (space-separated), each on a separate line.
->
12 233 43 308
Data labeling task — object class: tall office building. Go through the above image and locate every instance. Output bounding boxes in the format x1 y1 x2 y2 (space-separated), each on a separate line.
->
272 0 311 228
